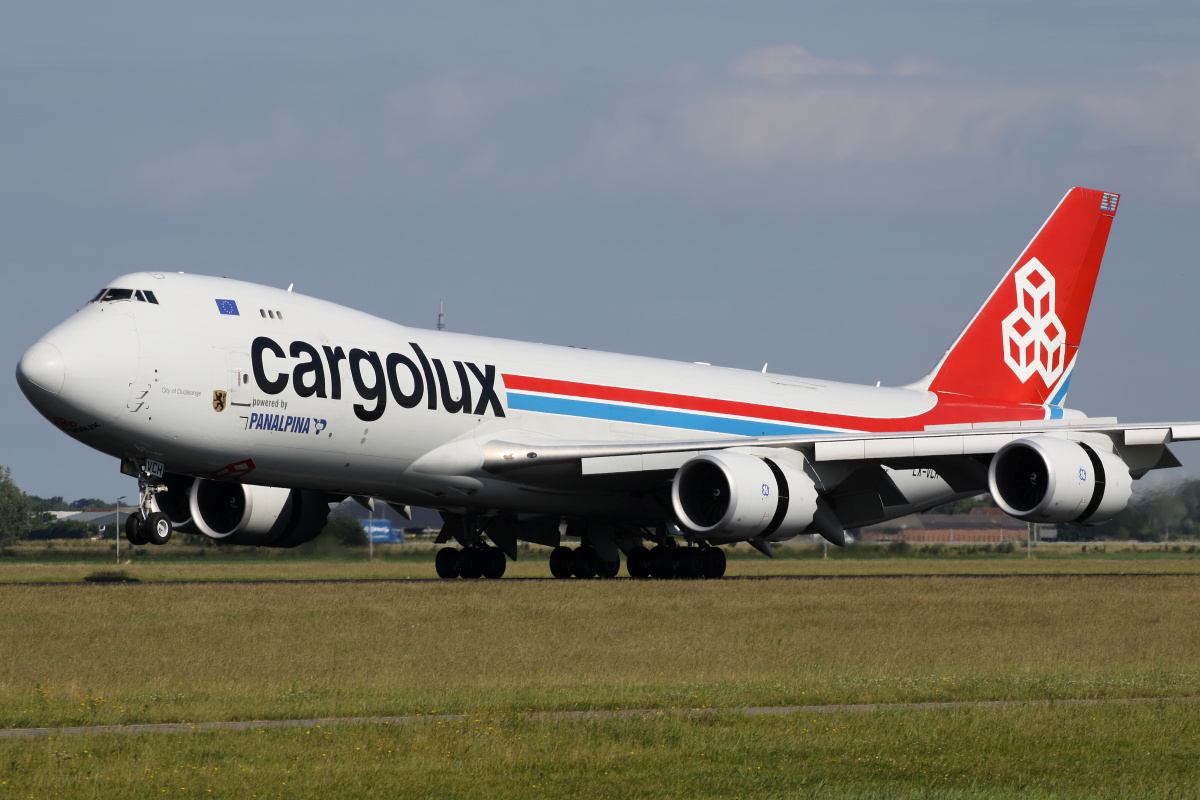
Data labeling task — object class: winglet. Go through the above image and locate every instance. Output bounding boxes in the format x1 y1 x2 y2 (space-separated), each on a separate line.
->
922 187 1119 408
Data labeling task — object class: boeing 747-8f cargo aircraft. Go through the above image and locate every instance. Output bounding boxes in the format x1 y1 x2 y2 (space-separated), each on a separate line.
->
15 188 1200 579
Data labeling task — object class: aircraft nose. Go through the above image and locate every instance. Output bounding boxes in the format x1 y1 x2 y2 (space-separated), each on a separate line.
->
16 341 66 396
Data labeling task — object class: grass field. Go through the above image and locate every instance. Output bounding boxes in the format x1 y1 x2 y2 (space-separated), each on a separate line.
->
3 702 1198 798
1 561 1198 797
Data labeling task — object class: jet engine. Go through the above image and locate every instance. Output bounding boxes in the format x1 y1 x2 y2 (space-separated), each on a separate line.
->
179 479 332 547
988 435 1132 524
150 472 199 534
671 451 819 541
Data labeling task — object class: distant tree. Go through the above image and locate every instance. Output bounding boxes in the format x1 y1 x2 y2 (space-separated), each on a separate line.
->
26 519 91 541
1059 478 1200 541
323 513 367 547
28 495 70 512
70 497 112 510
0 467 32 545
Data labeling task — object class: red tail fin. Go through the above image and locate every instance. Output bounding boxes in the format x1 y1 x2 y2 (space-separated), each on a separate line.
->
924 187 1119 407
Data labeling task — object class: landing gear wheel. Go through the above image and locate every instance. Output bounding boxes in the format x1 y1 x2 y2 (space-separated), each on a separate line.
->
125 512 149 546
626 546 650 579
702 547 727 579
482 546 507 579
435 547 460 579
572 547 599 579
143 512 172 546
549 546 574 579
598 559 620 579
676 548 702 579
458 548 484 579
649 545 676 580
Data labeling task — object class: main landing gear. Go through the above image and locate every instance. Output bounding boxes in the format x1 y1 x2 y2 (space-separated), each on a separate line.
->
548 546 620 579
435 546 507 579
124 464 173 547
623 544 726 580
543 543 726 580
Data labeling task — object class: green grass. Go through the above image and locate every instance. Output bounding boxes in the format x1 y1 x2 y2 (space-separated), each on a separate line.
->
2 702 1198 798
2 567 1198 796
1 577 1197 729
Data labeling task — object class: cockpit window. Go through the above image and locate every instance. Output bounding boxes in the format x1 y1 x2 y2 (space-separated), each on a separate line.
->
90 287 161 304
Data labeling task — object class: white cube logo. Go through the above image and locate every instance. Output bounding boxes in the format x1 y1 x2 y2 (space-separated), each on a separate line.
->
1001 258 1065 386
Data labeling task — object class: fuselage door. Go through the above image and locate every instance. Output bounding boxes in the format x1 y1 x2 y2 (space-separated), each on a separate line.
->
229 351 252 399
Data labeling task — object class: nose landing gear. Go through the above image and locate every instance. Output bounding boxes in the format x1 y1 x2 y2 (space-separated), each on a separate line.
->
124 462 173 546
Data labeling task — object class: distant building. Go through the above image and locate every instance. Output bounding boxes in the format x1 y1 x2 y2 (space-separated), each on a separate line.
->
857 510 1046 543
53 510 131 528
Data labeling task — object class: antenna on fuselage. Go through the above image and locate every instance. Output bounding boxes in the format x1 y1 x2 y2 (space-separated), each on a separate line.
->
437 299 445 331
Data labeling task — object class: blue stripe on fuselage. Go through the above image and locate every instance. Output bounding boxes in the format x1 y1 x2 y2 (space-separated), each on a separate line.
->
506 392 833 436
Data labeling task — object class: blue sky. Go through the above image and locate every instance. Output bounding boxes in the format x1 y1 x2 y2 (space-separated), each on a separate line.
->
3 1 1199 499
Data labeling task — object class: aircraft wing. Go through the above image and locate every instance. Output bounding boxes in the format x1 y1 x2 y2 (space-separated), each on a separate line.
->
480 418 1200 488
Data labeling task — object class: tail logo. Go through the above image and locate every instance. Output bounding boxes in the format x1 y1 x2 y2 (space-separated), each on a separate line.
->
1001 258 1066 387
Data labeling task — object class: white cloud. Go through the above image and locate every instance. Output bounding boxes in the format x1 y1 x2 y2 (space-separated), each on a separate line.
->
127 46 1200 209
386 70 535 133
731 45 873 80
579 48 1200 206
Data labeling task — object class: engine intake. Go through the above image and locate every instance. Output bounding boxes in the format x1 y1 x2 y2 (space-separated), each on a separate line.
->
178 479 332 547
988 435 1132 524
671 451 819 541
150 472 199 534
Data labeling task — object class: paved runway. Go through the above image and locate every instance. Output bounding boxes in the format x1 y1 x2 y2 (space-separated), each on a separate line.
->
10 571 1199 588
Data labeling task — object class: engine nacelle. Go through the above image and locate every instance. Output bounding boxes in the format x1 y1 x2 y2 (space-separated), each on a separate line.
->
187 479 331 547
988 435 1133 524
671 451 819 542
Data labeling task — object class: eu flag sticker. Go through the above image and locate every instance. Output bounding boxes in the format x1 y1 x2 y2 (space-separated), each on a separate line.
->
215 299 240 315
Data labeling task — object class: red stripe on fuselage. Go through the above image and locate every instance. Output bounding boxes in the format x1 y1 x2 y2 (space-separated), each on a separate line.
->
501 374 1046 433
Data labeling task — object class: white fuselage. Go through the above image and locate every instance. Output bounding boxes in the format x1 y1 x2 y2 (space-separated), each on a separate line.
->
21 272 969 521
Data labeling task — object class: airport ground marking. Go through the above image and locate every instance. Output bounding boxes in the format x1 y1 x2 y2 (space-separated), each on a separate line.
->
3 696 1197 740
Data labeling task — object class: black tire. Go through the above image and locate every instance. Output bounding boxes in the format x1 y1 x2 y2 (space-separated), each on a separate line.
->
549 546 574 579
143 511 172 546
702 547 727 579
458 548 484 579
649 545 676 580
124 512 149 546
677 548 701 579
599 559 620 579
573 547 599 579
482 547 507 579
435 547 460 579
626 546 650 579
